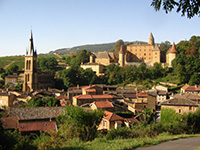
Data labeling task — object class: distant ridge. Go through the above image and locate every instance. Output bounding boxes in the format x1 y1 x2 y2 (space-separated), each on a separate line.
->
49 41 146 54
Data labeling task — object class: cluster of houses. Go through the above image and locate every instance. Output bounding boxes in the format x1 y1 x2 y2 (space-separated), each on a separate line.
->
1 83 200 133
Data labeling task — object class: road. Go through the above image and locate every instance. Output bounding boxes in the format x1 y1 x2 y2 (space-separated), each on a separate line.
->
136 137 200 150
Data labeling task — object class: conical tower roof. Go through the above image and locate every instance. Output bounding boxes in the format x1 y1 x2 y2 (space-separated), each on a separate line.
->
26 30 37 56
168 43 178 54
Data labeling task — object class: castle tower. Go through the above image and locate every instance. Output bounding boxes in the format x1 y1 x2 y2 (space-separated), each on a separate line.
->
152 44 161 64
23 31 38 92
118 45 125 67
166 42 178 67
148 32 155 45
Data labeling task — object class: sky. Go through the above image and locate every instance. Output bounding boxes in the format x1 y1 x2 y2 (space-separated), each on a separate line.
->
0 0 199 57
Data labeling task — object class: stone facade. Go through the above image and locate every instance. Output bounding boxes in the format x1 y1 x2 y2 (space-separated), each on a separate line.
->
80 63 104 76
125 33 161 65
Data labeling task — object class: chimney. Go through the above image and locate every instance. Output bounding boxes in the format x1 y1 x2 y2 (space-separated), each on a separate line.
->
77 84 80 89
195 85 198 88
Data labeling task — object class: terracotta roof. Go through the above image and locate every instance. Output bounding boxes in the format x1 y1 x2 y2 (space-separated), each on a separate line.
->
167 43 178 54
108 52 115 59
92 100 114 109
161 98 199 106
1 116 19 129
119 45 124 54
137 92 148 97
104 111 124 121
55 95 68 100
19 121 56 132
181 84 200 91
8 107 65 120
86 88 96 93
73 94 113 100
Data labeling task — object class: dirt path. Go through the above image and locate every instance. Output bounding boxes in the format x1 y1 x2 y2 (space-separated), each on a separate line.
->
4 61 15 69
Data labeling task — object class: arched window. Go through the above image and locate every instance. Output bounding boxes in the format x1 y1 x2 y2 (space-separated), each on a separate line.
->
27 74 29 81
26 60 29 70
28 60 31 70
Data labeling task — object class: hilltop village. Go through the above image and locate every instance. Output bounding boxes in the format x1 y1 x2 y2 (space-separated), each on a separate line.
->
1 31 200 149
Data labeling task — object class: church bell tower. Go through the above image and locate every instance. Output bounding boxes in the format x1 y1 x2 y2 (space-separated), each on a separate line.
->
23 31 38 92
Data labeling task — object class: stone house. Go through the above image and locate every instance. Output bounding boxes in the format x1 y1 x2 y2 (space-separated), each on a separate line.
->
161 98 199 114
0 92 16 108
2 107 65 132
90 100 114 112
5 74 18 86
98 111 124 131
80 63 104 76
181 84 200 95
72 94 113 106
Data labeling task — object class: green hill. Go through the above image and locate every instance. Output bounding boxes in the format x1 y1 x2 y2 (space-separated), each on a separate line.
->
49 41 148 54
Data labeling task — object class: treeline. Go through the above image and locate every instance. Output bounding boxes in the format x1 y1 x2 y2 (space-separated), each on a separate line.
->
172 35 200 85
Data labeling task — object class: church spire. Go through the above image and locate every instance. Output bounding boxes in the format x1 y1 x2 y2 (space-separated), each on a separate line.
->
26 30 37 56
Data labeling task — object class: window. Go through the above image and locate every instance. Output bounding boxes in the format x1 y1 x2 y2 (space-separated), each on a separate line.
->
149 53 151 55
140 49 141 51
155 52 157 55
12 80 15 82
179 109 181 113
101 120 103 126
43 124 47 126
144 49 146 51
135 49 137 52
144 53 146 56
6 80 9 82
21 125 24 128
104 121 107 127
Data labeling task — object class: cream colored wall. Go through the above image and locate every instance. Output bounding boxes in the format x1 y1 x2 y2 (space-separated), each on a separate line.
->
153 50 160 63
126 45 155 63
98 119 110 130
168 53 176 67
81 64 104 76
0 94 16 107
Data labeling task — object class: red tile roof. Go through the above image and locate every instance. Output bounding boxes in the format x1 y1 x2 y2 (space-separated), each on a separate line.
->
92 100 114 109
19 121 56 132
73 94 113 100
86 88 96 93
181 84 200 91
55 95 68 99
168 42 178 54
104 111 124 121
137 92 148 97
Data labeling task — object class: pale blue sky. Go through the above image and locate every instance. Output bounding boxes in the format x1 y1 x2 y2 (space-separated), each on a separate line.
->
0 0 199 56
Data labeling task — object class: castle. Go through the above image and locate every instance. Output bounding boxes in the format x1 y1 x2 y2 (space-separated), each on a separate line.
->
23 31 54 92
119 33 161 67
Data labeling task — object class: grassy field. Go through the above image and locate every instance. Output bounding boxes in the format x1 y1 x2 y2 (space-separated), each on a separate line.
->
61 133 200 150
0 54 61 70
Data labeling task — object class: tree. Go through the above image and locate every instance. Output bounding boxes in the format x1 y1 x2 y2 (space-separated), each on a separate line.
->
43 97 61 107
37 57 58 72
114 40 124 59
105 64 124 85
151 0 200 18
188 72 200 85
57 105 104 141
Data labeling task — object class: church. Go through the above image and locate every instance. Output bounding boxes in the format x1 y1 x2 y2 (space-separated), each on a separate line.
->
22 31 54 92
